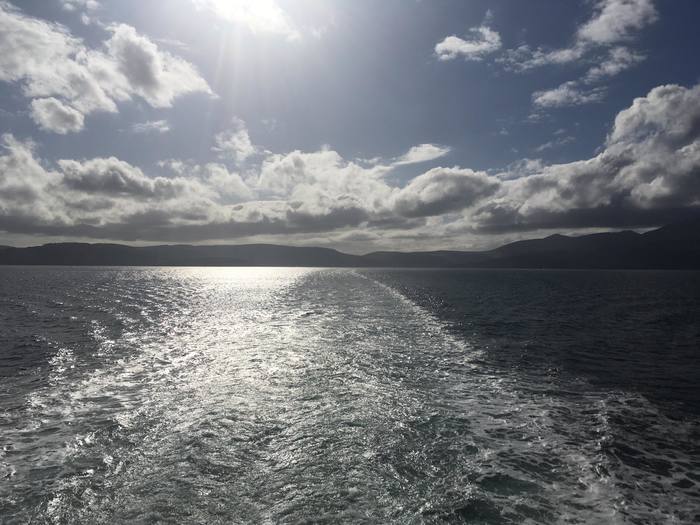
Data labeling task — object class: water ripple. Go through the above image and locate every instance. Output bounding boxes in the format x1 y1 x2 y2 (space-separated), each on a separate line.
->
0 267 698 524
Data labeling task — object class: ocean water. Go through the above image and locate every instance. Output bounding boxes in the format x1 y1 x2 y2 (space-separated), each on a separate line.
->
0 267 699 524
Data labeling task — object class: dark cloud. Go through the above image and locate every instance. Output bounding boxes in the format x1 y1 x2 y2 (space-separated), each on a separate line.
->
1 83 700 245
394 168 500 218
59 157 186 198
477 83 700 232
285 206 369 231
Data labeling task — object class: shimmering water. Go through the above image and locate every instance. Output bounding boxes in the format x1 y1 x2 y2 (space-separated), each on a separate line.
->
1 267 699 524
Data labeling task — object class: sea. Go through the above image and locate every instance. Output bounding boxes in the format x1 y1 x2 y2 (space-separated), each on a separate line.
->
1 266 699 524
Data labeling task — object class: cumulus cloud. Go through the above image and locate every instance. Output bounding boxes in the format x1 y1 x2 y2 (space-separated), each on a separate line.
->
0 136 432 242
496 158 548 180
99 24 211 108
160 159 253 202
577 0 658 45
0 135 259 240
0 3 211 133
58 157 186 198
0 136 396 241
0 135 62 227
200 163 254 202
1 83 699 244
477 83 700 231
212 119 257 163
394 168 500 218
256 149 393 210
30 97 85 134
435 25 501 61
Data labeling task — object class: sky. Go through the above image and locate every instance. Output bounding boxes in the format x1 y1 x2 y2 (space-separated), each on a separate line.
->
1 0 699 253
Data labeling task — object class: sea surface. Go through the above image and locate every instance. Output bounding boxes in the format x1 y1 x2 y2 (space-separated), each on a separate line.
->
1 267 699 524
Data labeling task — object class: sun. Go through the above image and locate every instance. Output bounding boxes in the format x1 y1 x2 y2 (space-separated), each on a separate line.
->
197 0 301 40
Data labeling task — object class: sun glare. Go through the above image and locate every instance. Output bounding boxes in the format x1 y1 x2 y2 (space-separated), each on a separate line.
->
198 0 300 40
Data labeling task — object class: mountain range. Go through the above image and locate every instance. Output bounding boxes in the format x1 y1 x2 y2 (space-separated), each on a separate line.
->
1 218 699 269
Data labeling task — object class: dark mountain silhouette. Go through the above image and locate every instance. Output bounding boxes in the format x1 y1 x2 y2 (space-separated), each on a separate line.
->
1 218 699 268
0 243 364 267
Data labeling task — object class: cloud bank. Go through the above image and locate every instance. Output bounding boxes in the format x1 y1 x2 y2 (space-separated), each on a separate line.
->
479 83 700 231
1 83 699 246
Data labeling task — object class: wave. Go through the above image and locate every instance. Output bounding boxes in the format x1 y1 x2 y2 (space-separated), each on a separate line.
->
1 268 698 523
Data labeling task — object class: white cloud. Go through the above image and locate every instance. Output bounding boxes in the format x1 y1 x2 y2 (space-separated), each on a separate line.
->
2 83 699 243
393 144 451 166
499 43 588 72
501 0 656 72
131 119 170 134
532 81 606 109
0 3 211 133
0 135 256 239
193 0 300 41
257 149 391 203
60 0 99 12
535 135 575 152
435 25 501 61
30 97 84 134
495 0 657 114
495 158 547 180
200 163 253 202
58 157 186 198
435 1 656 117
0 134 64 227
583 46 645 83
96 24 212 108
212 119 257 163
478 83 700 230
528 46 643 111
356 144 450 169
393 168 500 218
578 0 658 45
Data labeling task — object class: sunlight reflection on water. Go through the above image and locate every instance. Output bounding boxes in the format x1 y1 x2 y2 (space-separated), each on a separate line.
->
0 267 698 523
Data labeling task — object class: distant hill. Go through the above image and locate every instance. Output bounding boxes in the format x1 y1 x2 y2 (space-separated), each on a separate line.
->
0 243 364 267
1 218 699 269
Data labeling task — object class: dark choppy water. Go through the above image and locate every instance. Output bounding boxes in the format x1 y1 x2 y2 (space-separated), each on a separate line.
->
1 267 699 524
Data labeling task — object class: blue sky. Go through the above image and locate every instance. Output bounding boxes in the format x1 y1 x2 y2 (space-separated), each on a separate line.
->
1 0 699 252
